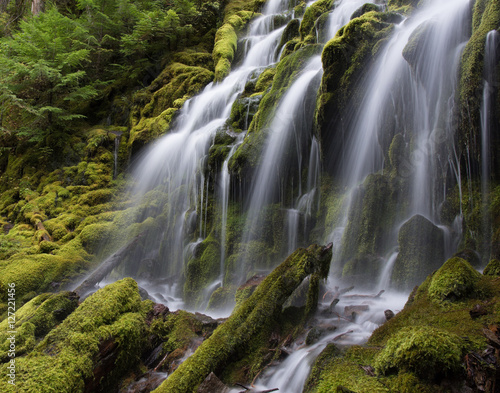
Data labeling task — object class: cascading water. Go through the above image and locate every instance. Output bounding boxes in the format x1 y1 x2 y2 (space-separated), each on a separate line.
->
481 30 499 260
239 56 323 270
218 134 244 284
91 0 295 306
328 0 471 288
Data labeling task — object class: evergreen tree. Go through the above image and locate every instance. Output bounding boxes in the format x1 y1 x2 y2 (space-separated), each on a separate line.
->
0 6 97 143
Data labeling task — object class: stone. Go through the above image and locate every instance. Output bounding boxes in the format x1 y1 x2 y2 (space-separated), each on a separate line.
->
391 214 445 291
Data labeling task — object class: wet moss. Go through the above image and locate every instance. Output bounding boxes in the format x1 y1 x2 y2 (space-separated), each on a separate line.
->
213 11 257 81
184 234 221 307
230 44 322 178
305 345 387 393
0 278 150 391
427 257 482 304
0 292 79 361
299 0 333 40
484 258 500 275
153 244 332 392
391 214 445 291
374 326 463 379
316 12 396 149
459 0 500 160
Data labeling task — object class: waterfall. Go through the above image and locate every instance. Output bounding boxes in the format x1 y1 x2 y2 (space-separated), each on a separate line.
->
239 56 323 274
481 30 499 261
99 0 293 297
328 0 471 286
219 134 245 285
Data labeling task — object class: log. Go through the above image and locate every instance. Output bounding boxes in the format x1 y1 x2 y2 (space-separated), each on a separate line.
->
36 221 52 242
74 233 145 296
152 244 333 393
343 290 384 299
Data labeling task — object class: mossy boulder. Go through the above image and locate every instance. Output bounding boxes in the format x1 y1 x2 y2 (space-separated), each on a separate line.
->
351 3 382 20
299 0 333 39
213 11 256 81
484 258 500 276
230 44 322 178
340 173 400 284
427 257 481 303
0 292 79 362
0 278 151 391
391 214 445 291
184 234 221 307
374 326 463 379
304 345 386 393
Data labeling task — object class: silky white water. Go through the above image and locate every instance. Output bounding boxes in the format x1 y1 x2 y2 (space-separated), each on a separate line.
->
102 0 293 287
327 0 470 289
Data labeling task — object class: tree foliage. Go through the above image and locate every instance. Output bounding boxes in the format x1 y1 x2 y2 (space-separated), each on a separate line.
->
0 6 97 142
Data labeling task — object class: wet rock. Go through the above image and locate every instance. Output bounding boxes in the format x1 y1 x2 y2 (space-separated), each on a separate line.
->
121 371 168 393
454 249 481 268
391 214 445 291
470 304 489 319
306 327 323 346
384 309 395 321
344 305 369 318
197 372 229 393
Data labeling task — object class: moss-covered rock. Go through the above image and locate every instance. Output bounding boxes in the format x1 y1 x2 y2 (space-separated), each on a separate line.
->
340 173 401 284
230 44 322 178
374 326 463 379
184 234 221 307
391 214 445 291
484 258 500 275
129 62 215 152
299 0 333 39
459 0 500 167
316 12 397 153
427 257 481 303
0 278 151 391
153 244 332 392
0 292 79 361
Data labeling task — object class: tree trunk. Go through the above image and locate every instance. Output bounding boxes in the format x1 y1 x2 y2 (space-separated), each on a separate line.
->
31 0 42 15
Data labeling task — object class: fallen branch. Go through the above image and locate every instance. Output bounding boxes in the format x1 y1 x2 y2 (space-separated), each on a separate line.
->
74 233 145 296
344 290 385 299
333 330 354 341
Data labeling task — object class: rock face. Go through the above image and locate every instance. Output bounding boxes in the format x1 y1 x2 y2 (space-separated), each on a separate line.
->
391 214 445 291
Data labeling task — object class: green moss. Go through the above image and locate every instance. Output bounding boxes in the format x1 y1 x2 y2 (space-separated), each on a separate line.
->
212 10 256 81
0 292 79 361
459 0 500 158
484 259 500 275
153 244 332 392
254 67 276 93
184 234 221 307
305 345 388 393
316 12 396 146
230 44 322 178
391 214 445 291
374 326 462 379
152 310 203 354
299 0 333 39
340 173 401 283
0 278 150 391
130 62 214 151
427 257 481 303
207 285 237 310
